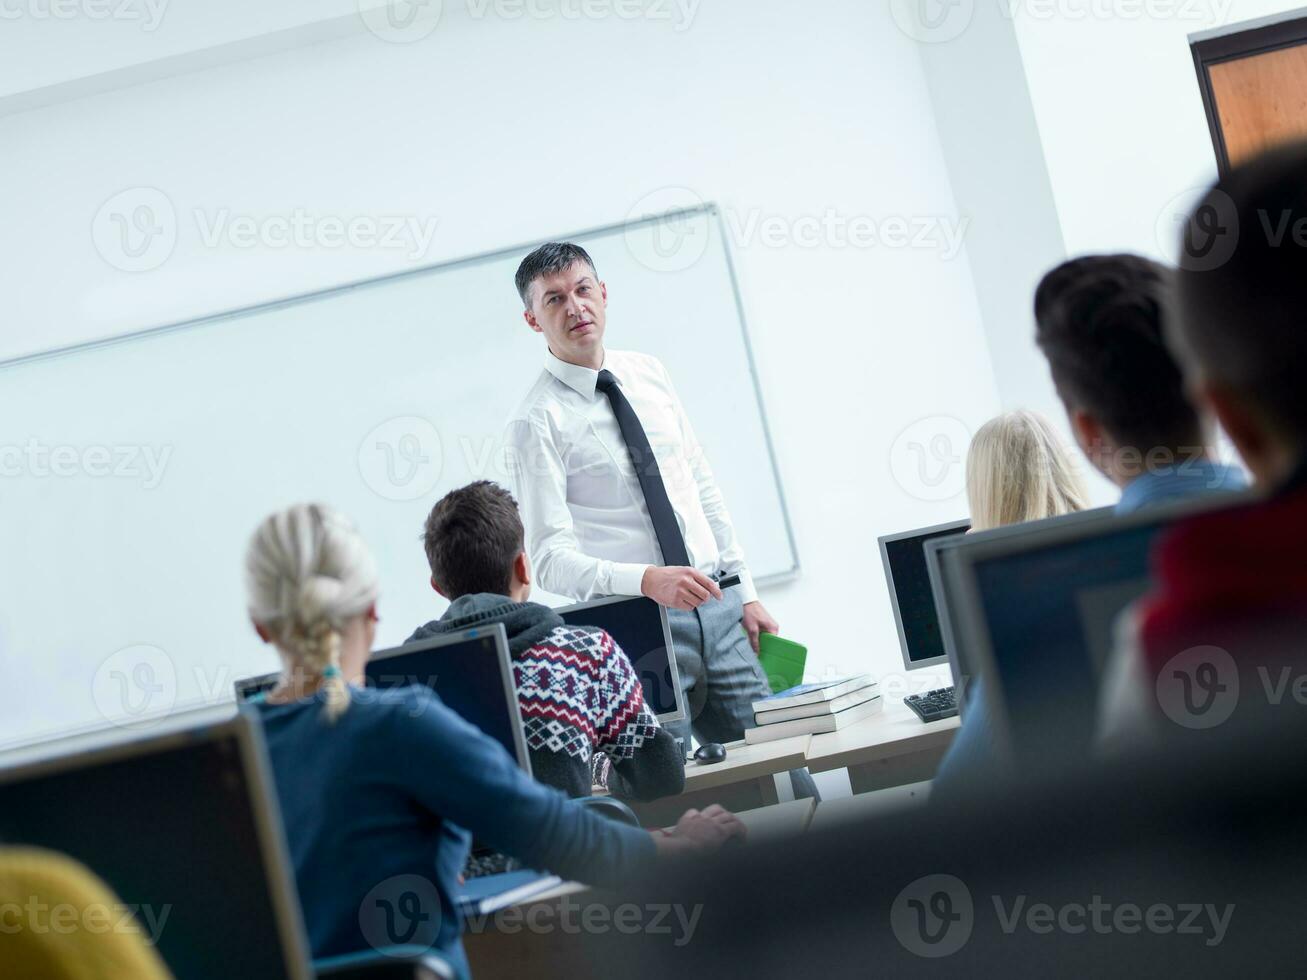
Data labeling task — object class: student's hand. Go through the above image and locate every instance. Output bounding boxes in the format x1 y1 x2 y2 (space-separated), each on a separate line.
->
653 805 747 857
642 566 723 611
741 601 778 654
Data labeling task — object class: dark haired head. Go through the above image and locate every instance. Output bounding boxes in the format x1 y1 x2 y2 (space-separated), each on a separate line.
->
1034 253 1203 454
515 242 597 309
1173 140 1307 441
423 481 524 599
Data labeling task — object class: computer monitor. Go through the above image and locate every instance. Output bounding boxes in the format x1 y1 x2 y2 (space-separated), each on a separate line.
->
364 624 532 775
0 712 313 980
233 626 529 776
946 495 1243 764
925 506 1116 713
878 519 969 671
556 595 687 725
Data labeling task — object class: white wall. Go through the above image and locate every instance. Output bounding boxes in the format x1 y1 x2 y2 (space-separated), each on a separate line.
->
1012 0 1307 260
0 0 998 738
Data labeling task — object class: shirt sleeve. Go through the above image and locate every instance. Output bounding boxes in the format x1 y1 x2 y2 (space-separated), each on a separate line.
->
505 414 650 600
657 361 759 604
389 687 656 887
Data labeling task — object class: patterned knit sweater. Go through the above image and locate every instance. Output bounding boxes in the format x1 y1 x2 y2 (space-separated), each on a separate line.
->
408 594 685 801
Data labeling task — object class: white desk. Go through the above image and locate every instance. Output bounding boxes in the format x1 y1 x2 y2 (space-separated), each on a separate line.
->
627 733 811 827
808 780 932 832
805 700 960 794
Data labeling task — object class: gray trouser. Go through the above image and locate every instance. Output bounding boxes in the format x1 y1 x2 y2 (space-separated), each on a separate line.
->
664 589 819 801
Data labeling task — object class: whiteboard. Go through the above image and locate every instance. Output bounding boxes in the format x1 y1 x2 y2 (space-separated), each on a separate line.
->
0 206 798 749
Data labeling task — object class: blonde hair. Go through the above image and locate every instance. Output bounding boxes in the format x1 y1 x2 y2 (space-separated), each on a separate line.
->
966 410 1089 532
244 504 379 721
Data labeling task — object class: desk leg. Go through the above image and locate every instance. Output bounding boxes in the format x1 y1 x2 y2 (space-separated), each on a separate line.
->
629 776 779 828
846 746 947 796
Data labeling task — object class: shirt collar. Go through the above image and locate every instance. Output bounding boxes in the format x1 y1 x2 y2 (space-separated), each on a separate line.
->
544 347 612 399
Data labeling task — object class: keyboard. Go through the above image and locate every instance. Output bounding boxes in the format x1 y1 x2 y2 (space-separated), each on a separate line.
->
905 687 959 723
463 851 520 879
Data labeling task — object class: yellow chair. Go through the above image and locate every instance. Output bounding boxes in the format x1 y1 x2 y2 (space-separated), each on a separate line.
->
0 847 173 980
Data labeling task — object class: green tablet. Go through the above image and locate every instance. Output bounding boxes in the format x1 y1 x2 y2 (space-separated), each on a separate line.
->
756 633 808 693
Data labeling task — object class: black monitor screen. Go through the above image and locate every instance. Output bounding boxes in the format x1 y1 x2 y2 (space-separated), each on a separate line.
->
365 632 524 768
886 524 969 665
0 726 298 979
559 597 680 717
974 522 1159 760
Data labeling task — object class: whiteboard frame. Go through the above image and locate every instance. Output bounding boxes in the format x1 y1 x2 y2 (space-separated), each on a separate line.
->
1 204 801 585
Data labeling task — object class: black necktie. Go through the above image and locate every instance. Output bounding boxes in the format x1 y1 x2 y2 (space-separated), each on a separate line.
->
595 369 692 568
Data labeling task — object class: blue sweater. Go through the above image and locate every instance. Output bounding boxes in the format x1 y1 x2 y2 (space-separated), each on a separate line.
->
256 685 656 977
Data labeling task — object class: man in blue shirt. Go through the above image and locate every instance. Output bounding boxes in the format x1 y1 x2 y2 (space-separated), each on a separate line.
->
934 254 1247 790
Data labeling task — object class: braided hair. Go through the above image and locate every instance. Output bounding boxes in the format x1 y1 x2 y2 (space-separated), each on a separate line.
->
244 504 379 721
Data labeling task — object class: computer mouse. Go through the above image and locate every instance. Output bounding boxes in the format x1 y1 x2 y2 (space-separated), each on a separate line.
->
693 742 728 765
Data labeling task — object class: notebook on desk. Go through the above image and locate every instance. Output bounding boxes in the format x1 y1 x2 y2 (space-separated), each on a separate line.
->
455 870 564 916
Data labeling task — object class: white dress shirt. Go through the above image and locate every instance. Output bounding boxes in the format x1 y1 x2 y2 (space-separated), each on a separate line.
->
505 348 758 605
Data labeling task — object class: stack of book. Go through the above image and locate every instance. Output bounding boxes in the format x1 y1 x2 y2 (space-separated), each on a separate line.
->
744 674 881 744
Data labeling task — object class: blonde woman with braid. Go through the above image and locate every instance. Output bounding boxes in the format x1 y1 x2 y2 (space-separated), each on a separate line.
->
246 503 744 978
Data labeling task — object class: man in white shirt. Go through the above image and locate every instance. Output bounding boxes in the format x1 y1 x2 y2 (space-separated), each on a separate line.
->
504 243 811 789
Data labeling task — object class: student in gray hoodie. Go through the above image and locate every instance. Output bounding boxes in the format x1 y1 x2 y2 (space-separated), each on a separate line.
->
408 481 685 801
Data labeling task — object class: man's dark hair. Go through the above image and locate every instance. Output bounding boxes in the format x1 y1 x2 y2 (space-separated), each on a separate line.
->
1034 253 1203 453
1173 140 1307 438
423 481 524 599
514 242 597 308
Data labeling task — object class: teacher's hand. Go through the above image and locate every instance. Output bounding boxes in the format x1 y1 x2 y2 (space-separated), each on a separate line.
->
642 566 723 611
741 601 778 654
